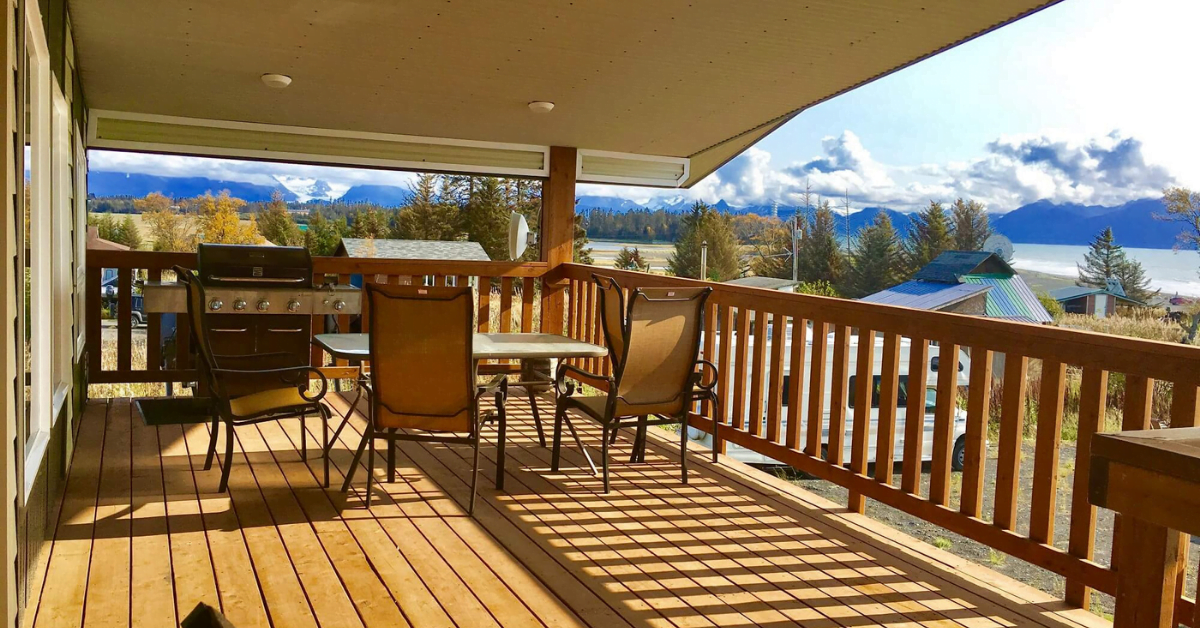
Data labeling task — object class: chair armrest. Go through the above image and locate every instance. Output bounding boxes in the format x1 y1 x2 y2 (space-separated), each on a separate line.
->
694 359 719 391
210 365 329 402
476 373 509 400
555 363 613 398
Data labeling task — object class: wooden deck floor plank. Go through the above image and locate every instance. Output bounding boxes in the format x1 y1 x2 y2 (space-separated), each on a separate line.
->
34 396 1105 628
319 397 639 628
238 420 407 628
444 410 893 628
218 422 325 628
277 415 548 628
636 424 1092 628
31 401 110 628
179 422 271 628
156 423 220 620
128 404 177 628
349 408 775 628
318 395 687 628
82 398 133 628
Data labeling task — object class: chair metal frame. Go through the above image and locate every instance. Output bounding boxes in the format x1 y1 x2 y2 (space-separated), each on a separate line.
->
339 284 507 515
175 266 331 494
551 275 714 492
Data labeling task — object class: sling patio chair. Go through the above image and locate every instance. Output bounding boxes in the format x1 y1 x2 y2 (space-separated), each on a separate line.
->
340 284 507 515
176 267 331 494
551 277 714 492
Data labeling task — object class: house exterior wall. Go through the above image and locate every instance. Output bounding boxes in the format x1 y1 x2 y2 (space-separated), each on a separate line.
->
1 0 86 624
939 293 988 317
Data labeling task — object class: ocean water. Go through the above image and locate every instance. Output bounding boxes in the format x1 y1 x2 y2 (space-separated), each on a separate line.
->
1010 243 1200 297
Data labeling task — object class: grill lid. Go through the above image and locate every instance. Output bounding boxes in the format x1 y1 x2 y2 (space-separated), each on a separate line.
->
197 244 313 287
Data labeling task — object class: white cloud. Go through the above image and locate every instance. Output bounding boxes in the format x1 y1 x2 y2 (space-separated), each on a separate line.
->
88 151 419 191
583 130 1176 212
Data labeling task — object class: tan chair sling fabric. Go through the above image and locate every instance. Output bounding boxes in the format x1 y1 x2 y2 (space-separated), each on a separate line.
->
594 275 626 367
613 287 709 417
368 284 475 433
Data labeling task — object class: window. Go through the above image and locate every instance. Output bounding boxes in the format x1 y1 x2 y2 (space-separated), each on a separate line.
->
20 1 55 490
51 82 72 408
847 375 910 409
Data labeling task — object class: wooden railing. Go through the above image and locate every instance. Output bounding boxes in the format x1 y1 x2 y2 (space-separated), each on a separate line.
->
85 249 549 385
555 263 1200 624
85 250 1200 622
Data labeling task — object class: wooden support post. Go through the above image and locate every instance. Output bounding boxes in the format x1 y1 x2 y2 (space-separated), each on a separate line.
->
540 146 577 335
1113 520 1180 628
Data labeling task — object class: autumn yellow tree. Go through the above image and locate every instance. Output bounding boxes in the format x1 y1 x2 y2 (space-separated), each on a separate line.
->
144 209 195 252
190 190 262 245
132 191 173 214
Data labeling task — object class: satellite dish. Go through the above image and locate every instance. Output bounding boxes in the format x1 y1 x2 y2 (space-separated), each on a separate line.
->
508 212 532 260
984 234 1014 262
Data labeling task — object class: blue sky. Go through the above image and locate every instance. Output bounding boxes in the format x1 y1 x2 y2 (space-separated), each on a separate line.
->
90 0 1200 213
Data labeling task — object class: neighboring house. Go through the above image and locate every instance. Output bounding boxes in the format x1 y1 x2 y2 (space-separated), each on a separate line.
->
726 276 800 292
334 238 491 289
1050 279 1141 318
87 226 127 295
862 251 1053 324
335 238 490 262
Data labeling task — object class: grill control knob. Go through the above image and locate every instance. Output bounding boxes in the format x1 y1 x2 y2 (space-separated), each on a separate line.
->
257 299 271 312
287 299 301 313
209 299 223 311
233 298 247 311
333 299 346 311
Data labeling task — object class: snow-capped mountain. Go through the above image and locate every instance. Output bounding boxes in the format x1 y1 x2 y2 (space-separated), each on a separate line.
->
272 175 348 202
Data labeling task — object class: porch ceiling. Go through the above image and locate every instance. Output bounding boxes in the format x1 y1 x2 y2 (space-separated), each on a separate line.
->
68 0 1060 184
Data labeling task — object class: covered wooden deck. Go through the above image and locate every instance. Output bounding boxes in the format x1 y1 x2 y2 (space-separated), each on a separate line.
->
29 394 1108 628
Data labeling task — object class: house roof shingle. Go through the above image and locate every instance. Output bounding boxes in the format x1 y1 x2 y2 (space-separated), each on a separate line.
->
336 238 491 262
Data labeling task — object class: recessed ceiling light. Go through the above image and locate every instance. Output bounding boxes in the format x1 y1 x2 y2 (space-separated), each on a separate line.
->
261 73 293 89
528 101 555 113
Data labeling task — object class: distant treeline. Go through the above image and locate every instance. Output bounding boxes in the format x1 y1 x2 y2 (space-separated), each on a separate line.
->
583 208 683 242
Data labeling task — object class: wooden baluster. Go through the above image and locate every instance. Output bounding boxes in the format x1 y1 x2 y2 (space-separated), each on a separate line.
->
785 317 808 451
146 267 163 373
1170 381 1199 625
827 325 851 465
731 308 751 431
716 304 733 453
500 277 514 334
581 280 595 372
568 279 582 365
1065 367 1109 610
994 355 1030 531
702 300 718 418
1110 375 1155 575
521 277 535 333
87 265 103 376
766 313 786 443
1030 360 1068 544
874 333 901 485
960 349 993 518
900 338 930 494
748 311 768 438
117 267 133 373
849 328 876 513
589 281 602 373
929 341 960 506
805 321 829 458
477 277 491 333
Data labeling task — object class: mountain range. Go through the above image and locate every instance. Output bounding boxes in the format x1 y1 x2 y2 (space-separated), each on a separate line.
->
88 170 1188 249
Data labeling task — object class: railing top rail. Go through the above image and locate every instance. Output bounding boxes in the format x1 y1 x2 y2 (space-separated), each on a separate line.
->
558 263 1200 382
86 249 548 278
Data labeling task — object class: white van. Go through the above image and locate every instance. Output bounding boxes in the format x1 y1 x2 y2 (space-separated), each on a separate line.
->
688 322 972 471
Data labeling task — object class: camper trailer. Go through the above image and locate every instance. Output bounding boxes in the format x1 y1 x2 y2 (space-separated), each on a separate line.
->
688 321 972 470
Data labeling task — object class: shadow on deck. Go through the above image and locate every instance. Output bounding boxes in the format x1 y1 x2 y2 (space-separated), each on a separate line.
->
29 394 1110 628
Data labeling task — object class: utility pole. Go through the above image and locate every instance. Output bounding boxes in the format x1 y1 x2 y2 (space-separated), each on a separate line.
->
700 240 709 281
842 189 852 256
791 216 800 283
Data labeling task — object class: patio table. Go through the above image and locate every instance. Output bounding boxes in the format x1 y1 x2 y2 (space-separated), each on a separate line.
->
313 332 608 490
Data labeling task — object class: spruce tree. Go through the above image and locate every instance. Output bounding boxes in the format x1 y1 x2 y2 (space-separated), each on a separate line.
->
348 205 391 239
667 201 741 281
462 177 511 260
1114 257 1158 304
1077 227 1127 289
573 213 594 264
795 199 843 285
257 191 304 246
613 246 650 272
951 198 991 251
845 212 901 297
305 209 349 256
118 215 143 250
904 200 953 274
393 174 462 241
